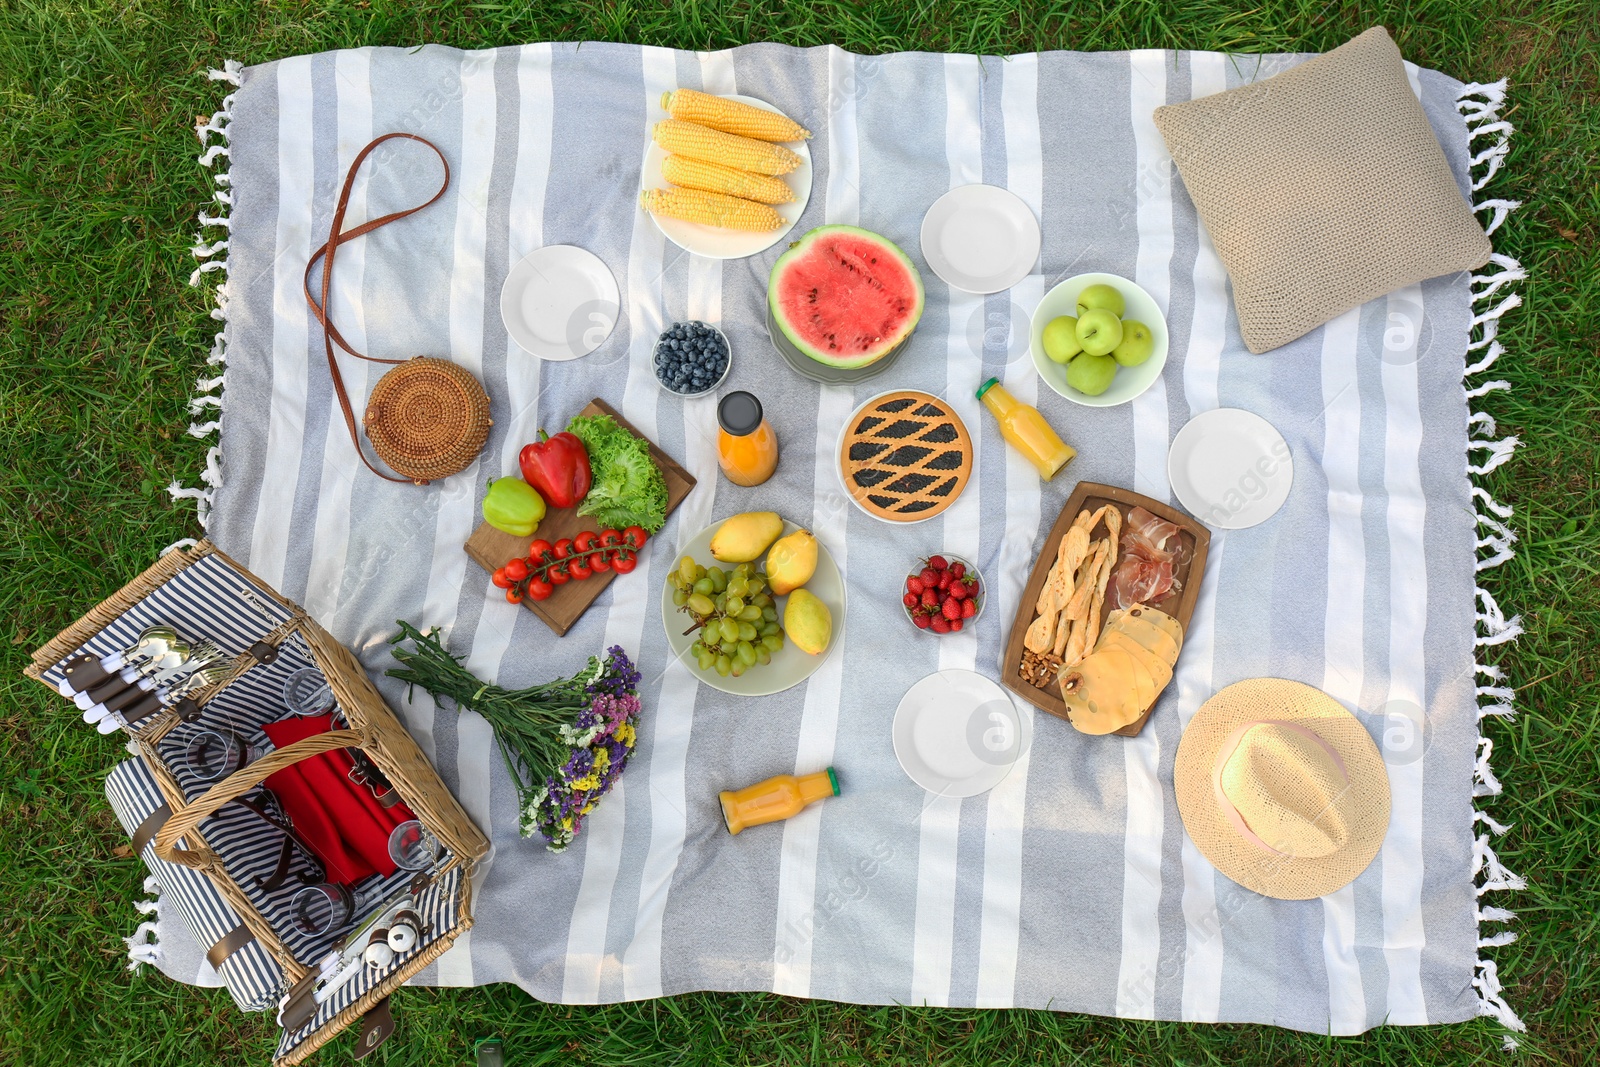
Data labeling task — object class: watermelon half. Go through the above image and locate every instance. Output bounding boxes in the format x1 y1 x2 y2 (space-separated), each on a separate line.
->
768 225 925 371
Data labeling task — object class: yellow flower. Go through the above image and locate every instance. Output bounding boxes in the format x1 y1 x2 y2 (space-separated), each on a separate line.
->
593 748 611 773
561 815 574 831
616 723 636 746
571 774 599 791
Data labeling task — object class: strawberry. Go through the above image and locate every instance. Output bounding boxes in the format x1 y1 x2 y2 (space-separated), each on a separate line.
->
921 588 939 610
903 592 919 609
928 555 948 571
906 575 925 596
948 580 967 600
941 596 961 621
913 611 932 629
931 615 952 634
937 571 953 591
949 561 965 580
919 566 939 587
949 618 963 632
961 597 977 618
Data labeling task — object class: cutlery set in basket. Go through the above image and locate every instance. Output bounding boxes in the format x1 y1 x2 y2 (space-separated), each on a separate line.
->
26 541 488 1065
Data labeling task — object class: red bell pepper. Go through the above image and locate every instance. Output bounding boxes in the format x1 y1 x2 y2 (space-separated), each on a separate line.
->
520 430 592 509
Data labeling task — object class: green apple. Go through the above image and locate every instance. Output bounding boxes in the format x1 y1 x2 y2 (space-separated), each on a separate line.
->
1076 283 1126 319
1112 319 1155 366
1065 353 1118 395
1074 308 1123 357
1042 316 1083 364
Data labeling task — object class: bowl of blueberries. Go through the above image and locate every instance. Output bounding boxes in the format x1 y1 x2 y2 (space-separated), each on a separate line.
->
653 321 731 398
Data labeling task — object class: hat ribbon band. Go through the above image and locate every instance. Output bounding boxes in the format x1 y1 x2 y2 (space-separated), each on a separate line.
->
1212 719 1350 858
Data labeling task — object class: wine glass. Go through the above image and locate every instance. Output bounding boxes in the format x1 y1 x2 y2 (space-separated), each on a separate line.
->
290 882 354 937
183 729 267 782
387 820 441 871
280 668 335 717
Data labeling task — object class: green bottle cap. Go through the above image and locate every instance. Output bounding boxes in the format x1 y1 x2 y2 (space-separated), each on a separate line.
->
976 377 1000 401
825 767 840 796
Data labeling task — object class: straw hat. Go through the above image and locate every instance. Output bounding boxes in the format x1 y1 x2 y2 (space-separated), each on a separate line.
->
1175 678 1390 900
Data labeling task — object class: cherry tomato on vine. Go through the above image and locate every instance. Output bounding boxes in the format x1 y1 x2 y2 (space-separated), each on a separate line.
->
491 568 513 589
599 529 622 548
622 526 649 550
546 562 570 585
527 539 553 561
526 578 554 601
504 558 530 582
610 552 637 574
505 586 525 604
588 552 610 573
568 559 593 581
573 530 599 554
553 538 574 560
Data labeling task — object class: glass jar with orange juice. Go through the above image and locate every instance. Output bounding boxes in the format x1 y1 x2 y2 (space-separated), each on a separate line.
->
717 391 779 487
976 378 1075 479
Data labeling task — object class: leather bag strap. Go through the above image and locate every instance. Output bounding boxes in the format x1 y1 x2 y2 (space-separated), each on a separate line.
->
302 132 451 484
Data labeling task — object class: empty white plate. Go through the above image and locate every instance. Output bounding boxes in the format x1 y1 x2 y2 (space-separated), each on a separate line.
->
892 669 1030 798
920 185 1040 294
500 245 620 360
1168 408 1294 530
639 94 812 261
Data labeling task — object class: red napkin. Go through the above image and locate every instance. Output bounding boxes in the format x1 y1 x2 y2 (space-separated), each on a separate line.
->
261 714 418 886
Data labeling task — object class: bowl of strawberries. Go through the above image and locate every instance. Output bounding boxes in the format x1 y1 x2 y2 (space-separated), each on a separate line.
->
902 553 984 635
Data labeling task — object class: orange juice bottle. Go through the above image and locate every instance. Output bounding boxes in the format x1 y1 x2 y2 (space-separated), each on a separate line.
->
977 378 1076 479
716 391 779 487
720 768 839 835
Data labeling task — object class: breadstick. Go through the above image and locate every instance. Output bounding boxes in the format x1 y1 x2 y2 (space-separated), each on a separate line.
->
1055 540 1107 658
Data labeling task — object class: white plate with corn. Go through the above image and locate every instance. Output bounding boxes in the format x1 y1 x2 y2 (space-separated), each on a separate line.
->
639 90 813 261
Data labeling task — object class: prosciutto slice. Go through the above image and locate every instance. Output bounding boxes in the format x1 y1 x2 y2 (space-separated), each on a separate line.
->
1109 506 1185 608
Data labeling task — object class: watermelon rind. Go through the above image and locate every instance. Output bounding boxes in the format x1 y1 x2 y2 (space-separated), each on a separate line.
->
768 225 925 371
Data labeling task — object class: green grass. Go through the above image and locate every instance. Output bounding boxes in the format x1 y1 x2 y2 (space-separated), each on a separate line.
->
1 1 1595 1063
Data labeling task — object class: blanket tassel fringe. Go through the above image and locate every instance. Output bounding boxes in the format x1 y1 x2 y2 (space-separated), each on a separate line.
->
167 58 241 533
125 875 163 971
1457 78 1526 1047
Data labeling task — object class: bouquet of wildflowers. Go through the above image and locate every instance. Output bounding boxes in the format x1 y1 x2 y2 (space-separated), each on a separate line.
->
387 621 642 851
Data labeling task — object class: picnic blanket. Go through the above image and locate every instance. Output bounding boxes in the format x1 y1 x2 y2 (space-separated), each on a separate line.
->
152 42 1526 1034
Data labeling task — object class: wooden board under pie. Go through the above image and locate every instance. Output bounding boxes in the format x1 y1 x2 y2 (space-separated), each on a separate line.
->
1001 482 1209 737
463 397 696 637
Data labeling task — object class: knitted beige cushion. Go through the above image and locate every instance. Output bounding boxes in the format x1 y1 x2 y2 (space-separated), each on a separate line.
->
1153 26 1491 354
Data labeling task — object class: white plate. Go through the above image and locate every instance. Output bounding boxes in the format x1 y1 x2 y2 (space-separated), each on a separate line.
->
920 184 1040 294
892 669 1030 798
1168 407 1294 529
1029 272 1169 407
640 94 813 260
499 246 620 361
660 519 845 697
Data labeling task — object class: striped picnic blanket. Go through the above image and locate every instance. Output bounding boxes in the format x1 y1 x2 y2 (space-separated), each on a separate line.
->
159 41 1520 1033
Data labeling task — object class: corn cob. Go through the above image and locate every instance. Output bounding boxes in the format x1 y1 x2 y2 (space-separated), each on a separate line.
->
640 187 783 232
652 119 801 176
661 88 811 142
661 155 796 205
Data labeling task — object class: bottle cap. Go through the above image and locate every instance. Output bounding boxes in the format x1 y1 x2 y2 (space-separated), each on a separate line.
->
717 391 764 436
976 377 1001 401
825 767 840 796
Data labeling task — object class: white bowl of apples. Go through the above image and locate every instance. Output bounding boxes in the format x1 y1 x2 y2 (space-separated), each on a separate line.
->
1029 272 1169 407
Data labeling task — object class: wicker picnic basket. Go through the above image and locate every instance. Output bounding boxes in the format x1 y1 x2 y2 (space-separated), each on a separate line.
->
26 540 489 1064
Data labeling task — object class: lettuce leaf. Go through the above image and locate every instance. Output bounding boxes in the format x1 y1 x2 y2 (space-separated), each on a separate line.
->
566 414 669 533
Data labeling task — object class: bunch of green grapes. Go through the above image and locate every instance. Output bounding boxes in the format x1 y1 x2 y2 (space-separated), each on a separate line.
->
668 556 785 677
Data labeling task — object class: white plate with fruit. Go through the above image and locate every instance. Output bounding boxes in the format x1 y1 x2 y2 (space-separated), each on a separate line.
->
1029 273 1168 407
661 513 845 697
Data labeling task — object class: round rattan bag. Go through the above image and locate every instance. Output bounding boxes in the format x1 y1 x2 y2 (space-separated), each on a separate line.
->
362 357 492 485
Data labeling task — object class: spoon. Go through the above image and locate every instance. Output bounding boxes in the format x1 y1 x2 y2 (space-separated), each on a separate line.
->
55 625 181 697
74 643 192 710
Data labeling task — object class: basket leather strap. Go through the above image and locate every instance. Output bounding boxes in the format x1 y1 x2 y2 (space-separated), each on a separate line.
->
205 922 256 968
130 803 172 857
152 730 370 871
302 132 451 485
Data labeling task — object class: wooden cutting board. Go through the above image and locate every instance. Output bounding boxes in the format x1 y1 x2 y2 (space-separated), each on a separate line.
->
463 397 696 636
1001 482 1210 737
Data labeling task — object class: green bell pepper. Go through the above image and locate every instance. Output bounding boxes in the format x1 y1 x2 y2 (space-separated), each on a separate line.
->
482 477 546 537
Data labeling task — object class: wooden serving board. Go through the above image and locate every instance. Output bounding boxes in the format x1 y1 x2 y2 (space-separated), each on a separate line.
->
463 397 696 636
1001 482 1210 737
